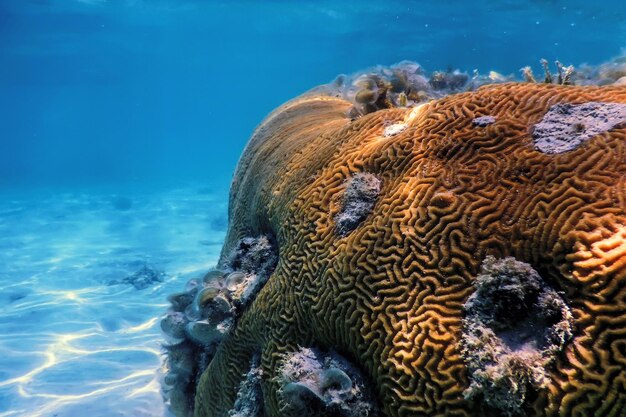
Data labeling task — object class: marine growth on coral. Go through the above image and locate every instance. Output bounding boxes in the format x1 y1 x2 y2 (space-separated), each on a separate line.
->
162 62 626 417
460 256 573 416
161 235 277 416
276 347 378 417
533 102 626 153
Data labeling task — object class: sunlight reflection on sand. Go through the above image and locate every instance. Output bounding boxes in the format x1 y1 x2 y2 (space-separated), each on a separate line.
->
0 185 227 417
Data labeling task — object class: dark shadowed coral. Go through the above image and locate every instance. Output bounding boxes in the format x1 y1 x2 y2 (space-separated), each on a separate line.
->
533 102 626 153
347 73 395 117
460 256 573 416
160 270 250 416
162 236 278 416
334 173 381 236
276 347 378 417
161 272 230 417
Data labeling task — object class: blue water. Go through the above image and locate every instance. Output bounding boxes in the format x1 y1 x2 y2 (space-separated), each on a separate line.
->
0 1 624 416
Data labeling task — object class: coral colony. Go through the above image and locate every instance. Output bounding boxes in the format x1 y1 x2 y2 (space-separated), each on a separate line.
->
162 58 626 417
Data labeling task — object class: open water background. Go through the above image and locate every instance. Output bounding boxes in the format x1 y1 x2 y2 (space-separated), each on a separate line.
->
0 1 624 416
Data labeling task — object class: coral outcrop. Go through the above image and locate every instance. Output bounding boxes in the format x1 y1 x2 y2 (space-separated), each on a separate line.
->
165 80 626 417
460 256 573 416
160 236 278 415
276 347 378 417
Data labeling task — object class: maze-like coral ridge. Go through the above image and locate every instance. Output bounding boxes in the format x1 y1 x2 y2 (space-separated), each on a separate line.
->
194 84 626 417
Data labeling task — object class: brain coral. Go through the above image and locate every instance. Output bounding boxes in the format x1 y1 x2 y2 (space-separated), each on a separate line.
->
174 83 626 417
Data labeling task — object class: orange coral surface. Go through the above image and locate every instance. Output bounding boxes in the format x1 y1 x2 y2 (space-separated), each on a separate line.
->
195 83 626 417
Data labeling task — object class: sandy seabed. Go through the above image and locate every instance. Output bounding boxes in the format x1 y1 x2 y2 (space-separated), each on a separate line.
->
0 184 227 417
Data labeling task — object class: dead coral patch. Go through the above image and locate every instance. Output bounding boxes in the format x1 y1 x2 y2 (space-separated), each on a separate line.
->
276 347 378 417
222 235 279 308
334 173 381 236
223 235 278 279
460 256 573 417
472 115 496 127
533 102 626 154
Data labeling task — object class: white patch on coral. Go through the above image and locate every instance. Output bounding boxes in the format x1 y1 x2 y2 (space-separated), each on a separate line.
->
383 123 407 137
381 103 430 140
